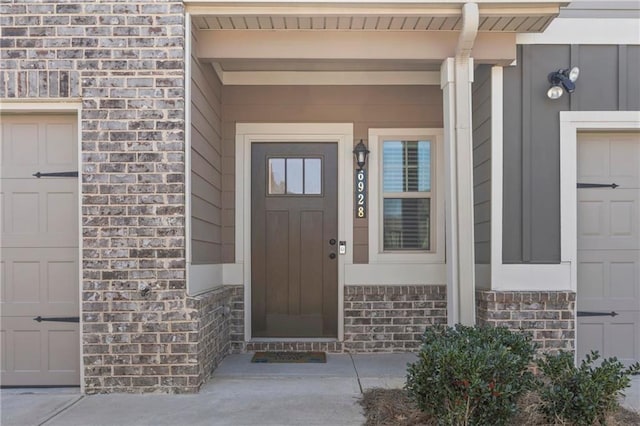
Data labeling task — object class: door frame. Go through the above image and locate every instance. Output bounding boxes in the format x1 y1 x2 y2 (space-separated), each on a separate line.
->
235 123 354 342
559 111 640 362
0 100 83 391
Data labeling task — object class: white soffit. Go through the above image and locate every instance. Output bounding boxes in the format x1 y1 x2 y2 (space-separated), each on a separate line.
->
185 1 568 33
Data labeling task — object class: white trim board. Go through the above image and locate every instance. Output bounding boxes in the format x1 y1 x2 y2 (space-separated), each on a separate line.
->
489 110 640 292
345 264 446 285
235 123 354 342
189 264 224 295
487 67 577 292
489 66 503 289
559 111 640 292
185 13 195 294
516 18 640 45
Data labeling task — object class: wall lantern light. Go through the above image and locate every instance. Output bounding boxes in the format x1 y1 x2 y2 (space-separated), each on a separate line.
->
547 67 580 100
353 139 370 170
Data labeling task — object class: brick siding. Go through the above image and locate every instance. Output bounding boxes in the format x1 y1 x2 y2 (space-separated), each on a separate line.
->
476 290 576 356
187 285 243 386
1 0 190 393
344 285 447 352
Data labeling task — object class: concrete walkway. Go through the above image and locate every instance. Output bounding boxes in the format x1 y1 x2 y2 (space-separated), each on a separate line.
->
1 353 416 426
2 353 638 426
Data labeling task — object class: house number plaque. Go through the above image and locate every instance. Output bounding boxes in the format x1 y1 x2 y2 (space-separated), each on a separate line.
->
355 169 367 218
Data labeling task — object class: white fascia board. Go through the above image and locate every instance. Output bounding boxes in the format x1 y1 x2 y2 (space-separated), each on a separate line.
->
517 18 640 45
184 0 567 14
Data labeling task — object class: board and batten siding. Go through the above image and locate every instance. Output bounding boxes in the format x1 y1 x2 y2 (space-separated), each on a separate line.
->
472 65 492 265
190 29 223 264
503 44 640 264
220 85 443 264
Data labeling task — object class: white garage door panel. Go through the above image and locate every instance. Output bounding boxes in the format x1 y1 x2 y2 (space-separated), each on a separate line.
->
0 317 80 386
1 248 78 317
1 179 78 247
578 190 640 250
1 119 77 179
1 114 79 387
578 251 639 311
577 132 640 367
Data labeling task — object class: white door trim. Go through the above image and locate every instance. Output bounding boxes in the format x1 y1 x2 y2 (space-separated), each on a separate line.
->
235 123 354 342
0 101 83 392
560 111 640 293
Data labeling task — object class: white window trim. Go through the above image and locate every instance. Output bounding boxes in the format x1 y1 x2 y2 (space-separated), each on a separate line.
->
368 128 445 264
235 123 354 342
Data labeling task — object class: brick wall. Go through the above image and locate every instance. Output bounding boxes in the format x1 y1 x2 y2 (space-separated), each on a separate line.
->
187 285 243 386
476 291 576 356
344 285 447 352
1 1 192 393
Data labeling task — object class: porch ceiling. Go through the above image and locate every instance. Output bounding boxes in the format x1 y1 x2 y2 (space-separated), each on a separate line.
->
186 1 569 33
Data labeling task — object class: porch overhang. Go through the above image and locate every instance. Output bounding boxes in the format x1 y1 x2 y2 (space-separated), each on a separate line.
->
185 0 569 33
186 0 569 77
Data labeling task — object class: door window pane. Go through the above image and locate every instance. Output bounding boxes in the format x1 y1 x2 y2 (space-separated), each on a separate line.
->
268 157 322 195
383 198 430 250
286 158 303 194
268 158 285 194
304 158 321 194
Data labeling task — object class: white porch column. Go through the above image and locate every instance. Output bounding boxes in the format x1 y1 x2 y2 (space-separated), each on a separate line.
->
441 3 478 326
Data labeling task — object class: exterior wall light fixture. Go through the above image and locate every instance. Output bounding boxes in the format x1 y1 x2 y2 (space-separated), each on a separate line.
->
353 139 370 170
547 67 580 99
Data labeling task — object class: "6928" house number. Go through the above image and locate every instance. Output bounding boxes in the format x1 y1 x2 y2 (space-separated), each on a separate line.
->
355 169 367 218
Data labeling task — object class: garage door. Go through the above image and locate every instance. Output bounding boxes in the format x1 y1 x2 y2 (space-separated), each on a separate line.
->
1 114 80 386
577 132 640 367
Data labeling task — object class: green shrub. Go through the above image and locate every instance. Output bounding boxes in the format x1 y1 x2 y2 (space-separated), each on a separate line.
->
537 350 640 425
405 324 536 426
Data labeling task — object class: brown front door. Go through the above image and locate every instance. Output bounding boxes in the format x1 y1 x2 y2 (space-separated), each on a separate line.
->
1 114 80 386
251 143 338 338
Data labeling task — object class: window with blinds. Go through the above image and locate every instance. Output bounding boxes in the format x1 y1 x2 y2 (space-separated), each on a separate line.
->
382 140 432 251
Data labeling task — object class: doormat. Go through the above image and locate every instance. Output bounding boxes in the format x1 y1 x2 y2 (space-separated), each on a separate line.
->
251 351 327 363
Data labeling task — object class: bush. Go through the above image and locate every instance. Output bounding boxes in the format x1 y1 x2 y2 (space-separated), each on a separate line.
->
537 350 640 425
405 324 537 426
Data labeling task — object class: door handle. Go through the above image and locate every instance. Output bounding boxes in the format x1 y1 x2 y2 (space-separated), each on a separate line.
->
576 311 618 317
33 171 79 178
34 316 80 323
329 253 336 259
329 239 336 245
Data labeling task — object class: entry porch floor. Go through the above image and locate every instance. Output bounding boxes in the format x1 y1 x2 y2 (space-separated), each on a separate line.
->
1 353 414 426
2 353 638 425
